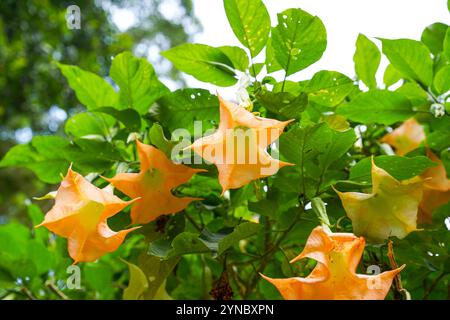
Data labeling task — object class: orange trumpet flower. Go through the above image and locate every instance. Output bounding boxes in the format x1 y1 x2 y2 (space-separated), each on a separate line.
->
36 167 139 263
381 118 425 156
189 96 293 192
106 141 205 224
261 226 404 300
418 149 450 223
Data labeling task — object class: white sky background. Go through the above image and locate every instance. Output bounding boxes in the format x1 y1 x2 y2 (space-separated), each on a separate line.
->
112 0 449 99
188 0 449 99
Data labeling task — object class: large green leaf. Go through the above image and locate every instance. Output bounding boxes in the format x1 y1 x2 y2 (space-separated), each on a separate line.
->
0 223 55 279
304 70 354 107
84 263 114 295
444 28 450 58
421 23 448 55
110 51 169 114
379 38 434 87
93 107 142 132
383 64 403 88
271 8 327 76
353 34 380 89
155 89 219 134
223 0 270 57
427 130 450 152
65 112 115 139
218 46 249 71
349 155 436 183
0 135 116 184
149 232 210 259
336 90 414 125
265 38 283 73
317 128 356 171
162 44 238 86
0 136 71 184
57 63 117 110
279 123 328 166
217 222 260 255
122 260 149 300
256 90 308 119
433 65 450 95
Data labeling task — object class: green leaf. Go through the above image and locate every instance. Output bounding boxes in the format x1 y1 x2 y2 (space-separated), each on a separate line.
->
354 34 381 89
57 63 117 110
138 255 180 299
149 123 177 155
0 135 116 183
265 38 283 73
84 263 113 293
421 23 448 55
383 64 403 88
304 70 354 107
123 260 148 300
444 28 450 57
93 107 141 132
379 38 434 87
217 222 260 255
218 46 249 71
110 51 169 114
271 8 327 76
149 232 210 259
0 223 32 277
349 155 436 183
223 0 270 57
162 44 238 86
155 89 219 134
317 128 356 171
0 136 70 184
249 63 264 77
433 65 450 95
65 112 115 139
279 123 328 166
396 82 429 108
27 204 48 243
427 130 450 152
256 91 308 119
336 90 414 125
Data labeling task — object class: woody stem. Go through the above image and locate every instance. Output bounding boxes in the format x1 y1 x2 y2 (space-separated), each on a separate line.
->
387 240 410 300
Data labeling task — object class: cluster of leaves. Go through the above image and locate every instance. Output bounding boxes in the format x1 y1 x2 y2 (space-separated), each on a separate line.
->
0 0 449 300
0 0 200 221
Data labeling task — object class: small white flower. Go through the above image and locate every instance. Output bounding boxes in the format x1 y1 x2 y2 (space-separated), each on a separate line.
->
237 73 252 109
430 103 445 118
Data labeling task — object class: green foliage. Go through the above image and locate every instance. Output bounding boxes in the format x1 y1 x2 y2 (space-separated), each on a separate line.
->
354 34 381 89
110 52 170 114
337 90 414 125
1 1 449 301
271 8 327 76
162 44 239 86
379 38 434 87
223 0 271 57
349 156 436 183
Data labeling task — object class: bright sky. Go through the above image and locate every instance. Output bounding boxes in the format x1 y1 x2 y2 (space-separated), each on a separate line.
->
187 0 449 98
110 0 449 99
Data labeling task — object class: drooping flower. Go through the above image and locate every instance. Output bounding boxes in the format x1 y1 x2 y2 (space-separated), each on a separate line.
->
36 167 139 263
418 149 450 223
106 141 205 224
335 159 423 243
381 118 426 156
261 226 404 300
189 96 293 192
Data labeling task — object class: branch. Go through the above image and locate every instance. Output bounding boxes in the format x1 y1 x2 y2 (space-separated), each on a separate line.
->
387 240 410 300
